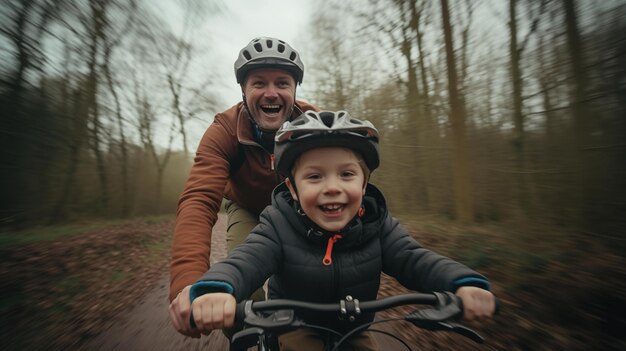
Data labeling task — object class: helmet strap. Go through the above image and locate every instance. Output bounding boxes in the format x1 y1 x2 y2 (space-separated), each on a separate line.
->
286 175 299 199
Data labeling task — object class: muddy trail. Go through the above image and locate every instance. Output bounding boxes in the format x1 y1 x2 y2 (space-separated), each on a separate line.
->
4 213 622 350
79 214 486 351
81 214 231 350
1 214 495 350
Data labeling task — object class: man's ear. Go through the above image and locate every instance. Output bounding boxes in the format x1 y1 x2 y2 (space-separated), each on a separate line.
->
285 178 298 201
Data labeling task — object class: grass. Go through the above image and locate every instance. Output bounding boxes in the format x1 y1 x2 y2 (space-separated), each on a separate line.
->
0 215 173 249
0 220 123 248
109 270 129 283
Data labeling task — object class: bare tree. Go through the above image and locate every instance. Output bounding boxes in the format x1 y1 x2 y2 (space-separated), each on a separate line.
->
0 0 62 225
101 7 136 217
135 1 222 159
562 0 592 230
132 73 176 210
440 0 474 222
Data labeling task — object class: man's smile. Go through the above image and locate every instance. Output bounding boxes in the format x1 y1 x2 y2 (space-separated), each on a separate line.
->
260 104 282 114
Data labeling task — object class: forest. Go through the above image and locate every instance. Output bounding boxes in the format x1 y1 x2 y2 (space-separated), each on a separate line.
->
1 0 624 234
1 0 625 350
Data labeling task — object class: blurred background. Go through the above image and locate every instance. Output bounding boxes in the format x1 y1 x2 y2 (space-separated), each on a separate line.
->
1 0 625 350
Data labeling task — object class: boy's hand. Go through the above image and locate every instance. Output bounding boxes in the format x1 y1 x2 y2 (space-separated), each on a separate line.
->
191 292 237 333
455 286 496 321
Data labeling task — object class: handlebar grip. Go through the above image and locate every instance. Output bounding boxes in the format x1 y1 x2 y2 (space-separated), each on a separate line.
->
494 297 501 315
234 300 249 325
189 311 197 329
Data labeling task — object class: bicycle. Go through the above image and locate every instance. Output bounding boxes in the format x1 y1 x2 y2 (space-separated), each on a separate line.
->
229 291 494 351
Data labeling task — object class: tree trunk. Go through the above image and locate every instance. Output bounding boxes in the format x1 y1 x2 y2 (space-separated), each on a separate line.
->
440 0 474 222
509 0 529 215
104 45 130 217
563 0 591 230
87 0 108 213
51 89 88 223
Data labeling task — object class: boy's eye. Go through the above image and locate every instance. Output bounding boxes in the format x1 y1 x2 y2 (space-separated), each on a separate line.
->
342 171 356 177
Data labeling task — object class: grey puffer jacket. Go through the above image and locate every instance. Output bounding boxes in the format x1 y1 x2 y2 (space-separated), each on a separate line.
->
192 182 489 332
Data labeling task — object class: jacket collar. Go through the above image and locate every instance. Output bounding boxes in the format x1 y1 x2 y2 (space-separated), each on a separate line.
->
235 101 308 146
271 182 388 248
235 102 257 145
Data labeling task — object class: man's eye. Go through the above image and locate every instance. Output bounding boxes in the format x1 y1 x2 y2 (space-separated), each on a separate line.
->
277 81 292 88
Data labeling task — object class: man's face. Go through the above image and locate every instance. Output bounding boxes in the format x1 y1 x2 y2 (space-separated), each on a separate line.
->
242 68 296 131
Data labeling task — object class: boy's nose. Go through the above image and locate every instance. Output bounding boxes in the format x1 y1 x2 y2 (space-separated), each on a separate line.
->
323 178 341 194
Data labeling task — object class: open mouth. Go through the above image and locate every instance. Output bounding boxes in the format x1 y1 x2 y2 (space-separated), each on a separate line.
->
320 203 344 214
260 104 282 114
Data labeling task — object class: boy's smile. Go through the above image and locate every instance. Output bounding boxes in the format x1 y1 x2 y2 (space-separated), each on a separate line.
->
286 147 367 232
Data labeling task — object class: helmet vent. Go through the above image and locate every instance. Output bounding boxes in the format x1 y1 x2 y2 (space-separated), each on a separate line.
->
292 119 306 126
254 43 263 52
243 50 251 60
266 39 273 48
277 44 285 53
289 52 297 61
320 113 334 127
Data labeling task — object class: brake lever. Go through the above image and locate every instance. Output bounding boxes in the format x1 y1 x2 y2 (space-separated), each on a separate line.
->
406 292 462 322
230 327 265 351
444 322 485 343
404 292 484 344
244 308 296 329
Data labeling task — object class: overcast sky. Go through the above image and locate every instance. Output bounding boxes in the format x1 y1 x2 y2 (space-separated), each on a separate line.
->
199 0 314 104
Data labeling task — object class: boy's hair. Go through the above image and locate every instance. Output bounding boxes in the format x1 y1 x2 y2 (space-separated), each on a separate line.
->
274 111 380 178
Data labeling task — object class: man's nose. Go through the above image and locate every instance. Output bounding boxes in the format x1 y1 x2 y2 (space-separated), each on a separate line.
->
264 84 278 98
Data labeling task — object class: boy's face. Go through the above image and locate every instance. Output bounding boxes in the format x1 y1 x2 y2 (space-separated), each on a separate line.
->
286 147 367 232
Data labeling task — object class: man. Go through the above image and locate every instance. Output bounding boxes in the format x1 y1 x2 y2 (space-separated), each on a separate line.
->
168 37 317 337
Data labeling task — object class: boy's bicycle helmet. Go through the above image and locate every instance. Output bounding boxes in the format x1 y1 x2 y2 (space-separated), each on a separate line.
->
235 37 304 84
274 111 380 177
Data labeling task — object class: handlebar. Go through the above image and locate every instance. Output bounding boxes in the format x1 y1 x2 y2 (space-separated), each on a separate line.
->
231 292 493 350
234 292 443 324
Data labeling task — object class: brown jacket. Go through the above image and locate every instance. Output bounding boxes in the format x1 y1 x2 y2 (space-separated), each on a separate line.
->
169 100 317 301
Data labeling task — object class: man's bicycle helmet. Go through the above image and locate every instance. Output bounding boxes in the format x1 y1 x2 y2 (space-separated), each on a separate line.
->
274 111 380 177
234 37 304 84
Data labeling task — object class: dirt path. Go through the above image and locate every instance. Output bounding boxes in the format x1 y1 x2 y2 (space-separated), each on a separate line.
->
80 214 483 351
82 213 230 351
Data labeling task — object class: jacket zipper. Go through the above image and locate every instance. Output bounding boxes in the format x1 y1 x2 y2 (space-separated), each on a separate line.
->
322 234 342 266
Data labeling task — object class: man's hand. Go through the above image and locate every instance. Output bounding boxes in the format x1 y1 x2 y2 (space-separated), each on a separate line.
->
191 293 237 333
169 285 201 338
455 286 496 321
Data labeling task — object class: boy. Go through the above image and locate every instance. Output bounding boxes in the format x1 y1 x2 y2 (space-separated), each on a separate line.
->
189 111 496 350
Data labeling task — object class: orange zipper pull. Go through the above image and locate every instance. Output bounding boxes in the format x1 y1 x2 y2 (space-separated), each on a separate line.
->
322 234 343 266
270 154 275 170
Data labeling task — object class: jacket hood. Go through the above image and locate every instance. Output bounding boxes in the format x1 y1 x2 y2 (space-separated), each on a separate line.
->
271 182 388 249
